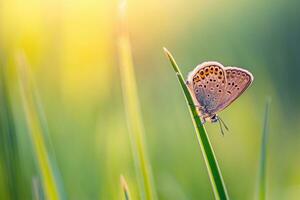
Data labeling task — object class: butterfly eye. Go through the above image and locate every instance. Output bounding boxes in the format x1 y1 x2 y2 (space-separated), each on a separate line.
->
214 67 219 72
219 71 223 75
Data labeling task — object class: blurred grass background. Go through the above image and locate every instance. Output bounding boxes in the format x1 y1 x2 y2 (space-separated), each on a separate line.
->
0 0 300 199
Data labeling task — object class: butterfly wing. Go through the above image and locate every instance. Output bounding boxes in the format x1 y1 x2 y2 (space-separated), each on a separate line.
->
186 62 227 117
208 67 254 114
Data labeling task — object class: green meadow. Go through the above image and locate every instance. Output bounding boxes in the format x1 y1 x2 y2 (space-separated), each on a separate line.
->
1 0 300 199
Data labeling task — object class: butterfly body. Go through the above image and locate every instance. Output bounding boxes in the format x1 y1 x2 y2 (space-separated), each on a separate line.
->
186 61 253 125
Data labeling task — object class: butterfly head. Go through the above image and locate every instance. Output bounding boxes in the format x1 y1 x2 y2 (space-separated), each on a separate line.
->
204 114 229 135
209 114 219 123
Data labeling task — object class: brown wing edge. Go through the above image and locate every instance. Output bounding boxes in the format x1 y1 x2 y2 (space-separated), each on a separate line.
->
186 61 227 85
216 66 254 112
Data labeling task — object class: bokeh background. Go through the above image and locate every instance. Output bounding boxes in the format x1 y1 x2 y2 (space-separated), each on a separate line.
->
1 0 300 199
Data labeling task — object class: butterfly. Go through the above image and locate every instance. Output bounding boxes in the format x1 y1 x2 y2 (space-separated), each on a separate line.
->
186 61 254 134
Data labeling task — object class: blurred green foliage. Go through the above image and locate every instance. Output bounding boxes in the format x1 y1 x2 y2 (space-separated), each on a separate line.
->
0 0 300 199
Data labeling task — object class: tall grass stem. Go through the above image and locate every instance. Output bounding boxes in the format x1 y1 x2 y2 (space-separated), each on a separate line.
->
0 65 22 199
256 98 271 200
117 1 157 199
16 53 64 200
164 47 229 200
120 175 132 200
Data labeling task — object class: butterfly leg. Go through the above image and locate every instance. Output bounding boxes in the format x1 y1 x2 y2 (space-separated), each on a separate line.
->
188 103 203 109
193 105 206 124
194 105 206 114
189 104 205 113
200 116 206 124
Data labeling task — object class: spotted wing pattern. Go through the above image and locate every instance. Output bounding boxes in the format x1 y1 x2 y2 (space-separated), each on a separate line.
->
187 62 227 117
187 63 253 117
209 67 253 114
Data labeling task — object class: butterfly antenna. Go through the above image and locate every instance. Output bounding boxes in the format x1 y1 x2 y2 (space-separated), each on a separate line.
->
218 119 225 136
218 116 229 131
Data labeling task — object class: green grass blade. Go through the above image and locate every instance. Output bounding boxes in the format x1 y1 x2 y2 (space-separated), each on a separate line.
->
0 65 23 200
164 48 229 200
32 177 45 200
16 53 63 200
120 175 132 200
117 1 157 200
256 98 271 200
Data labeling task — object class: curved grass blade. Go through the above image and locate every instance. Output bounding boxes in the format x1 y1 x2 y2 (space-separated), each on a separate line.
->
256 98 271 200
117 1 157 199
16 53 65 200
120 175 132 200
163 48 229 200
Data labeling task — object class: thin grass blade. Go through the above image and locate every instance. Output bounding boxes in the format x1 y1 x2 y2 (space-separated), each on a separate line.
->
16 53 65 200
32 177 45 200
0 64 23 200
121 175 132 200
256 98 271 200
164 48 229 200
117 1 157 199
